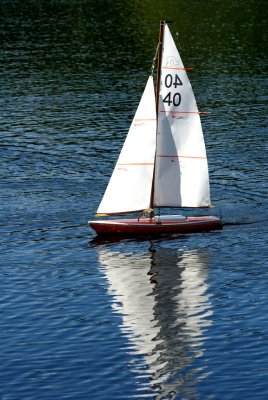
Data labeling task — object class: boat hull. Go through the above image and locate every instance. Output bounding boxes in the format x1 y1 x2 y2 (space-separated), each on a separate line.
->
89 216 222 236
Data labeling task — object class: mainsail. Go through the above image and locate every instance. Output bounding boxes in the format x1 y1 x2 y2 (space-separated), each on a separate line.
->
97 76 156 215
154 24 211 207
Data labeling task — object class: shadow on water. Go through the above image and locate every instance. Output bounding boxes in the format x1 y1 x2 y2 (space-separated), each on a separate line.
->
90 233 191 246
95 245 212 399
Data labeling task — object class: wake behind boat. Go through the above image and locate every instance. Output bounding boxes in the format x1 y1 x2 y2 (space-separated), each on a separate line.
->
89 20 222 236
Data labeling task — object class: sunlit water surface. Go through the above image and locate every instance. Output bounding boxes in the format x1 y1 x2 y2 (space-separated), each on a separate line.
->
1 1 267 399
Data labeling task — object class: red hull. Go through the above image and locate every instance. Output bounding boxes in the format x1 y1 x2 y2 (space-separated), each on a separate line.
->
89 216 222 236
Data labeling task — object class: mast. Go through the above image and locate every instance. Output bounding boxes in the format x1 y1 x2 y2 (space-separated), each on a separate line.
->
155 20 165 116
150 20 165 218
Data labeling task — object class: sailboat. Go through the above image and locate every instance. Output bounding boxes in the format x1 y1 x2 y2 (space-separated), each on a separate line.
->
89 20 222 236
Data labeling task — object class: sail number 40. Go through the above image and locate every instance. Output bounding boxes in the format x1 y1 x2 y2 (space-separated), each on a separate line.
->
163 73 182 107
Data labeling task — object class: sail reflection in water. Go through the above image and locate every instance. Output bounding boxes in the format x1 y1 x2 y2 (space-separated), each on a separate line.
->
97 246 212 398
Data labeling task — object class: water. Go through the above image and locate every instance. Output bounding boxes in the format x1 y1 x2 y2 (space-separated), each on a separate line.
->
1 1 268 399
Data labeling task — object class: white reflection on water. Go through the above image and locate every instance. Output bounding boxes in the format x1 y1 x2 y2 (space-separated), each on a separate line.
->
97 246 212 399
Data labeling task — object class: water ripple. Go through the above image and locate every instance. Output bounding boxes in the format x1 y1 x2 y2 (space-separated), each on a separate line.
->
1 1 268 399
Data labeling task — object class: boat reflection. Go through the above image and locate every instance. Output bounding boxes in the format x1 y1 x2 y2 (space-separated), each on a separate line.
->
97 245 212 398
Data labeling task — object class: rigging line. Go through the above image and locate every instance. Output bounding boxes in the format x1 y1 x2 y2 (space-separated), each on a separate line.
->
175 30 182 50
151 43 159 75
168 20 182 51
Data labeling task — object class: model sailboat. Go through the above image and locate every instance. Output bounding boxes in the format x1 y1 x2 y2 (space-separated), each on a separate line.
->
89 21 222 235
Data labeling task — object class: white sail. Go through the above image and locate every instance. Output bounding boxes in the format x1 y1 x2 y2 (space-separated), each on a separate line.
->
97 76 156 215
154 24 211 207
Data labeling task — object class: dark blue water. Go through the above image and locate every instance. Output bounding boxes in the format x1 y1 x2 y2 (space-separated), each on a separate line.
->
1 1 268 399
